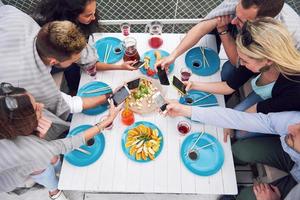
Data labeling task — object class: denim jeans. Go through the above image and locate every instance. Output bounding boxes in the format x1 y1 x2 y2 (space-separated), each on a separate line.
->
221 60 239 82
234 91 263 139
30 159 61 192
221 61 265 139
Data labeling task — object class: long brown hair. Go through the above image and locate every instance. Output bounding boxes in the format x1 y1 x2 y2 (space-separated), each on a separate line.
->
0 86 38 140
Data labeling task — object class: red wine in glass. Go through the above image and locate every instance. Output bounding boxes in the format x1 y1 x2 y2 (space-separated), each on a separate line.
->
177 121 191 136
149 36 163 49
181 72 192 81
180 67 192 81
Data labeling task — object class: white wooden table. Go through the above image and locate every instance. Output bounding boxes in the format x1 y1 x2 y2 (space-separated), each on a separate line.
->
59 33 237 198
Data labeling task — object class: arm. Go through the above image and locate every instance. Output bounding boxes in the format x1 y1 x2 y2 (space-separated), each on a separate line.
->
188 81 235 95
171 18 218 59
95 61 136 71
191 106 299 135
61 92 110 113
155 18 218 70
166 102 300 135
46 101 120 155
218 26 238 64
216 15 238 65
78 44 136 71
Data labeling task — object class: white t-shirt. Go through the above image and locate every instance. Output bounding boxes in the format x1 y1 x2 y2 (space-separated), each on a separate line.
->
61 92 83 114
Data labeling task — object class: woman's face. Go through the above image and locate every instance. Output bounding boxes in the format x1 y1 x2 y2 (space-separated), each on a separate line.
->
237 49 272 73
28 94 44 120
286 123 300 153
77 0 96 25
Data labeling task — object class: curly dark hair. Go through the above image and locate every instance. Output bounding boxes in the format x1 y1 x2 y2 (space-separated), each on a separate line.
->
0 85 38 140
33 0 101 38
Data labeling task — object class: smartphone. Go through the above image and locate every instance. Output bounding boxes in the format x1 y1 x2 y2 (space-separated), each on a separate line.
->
157 66 170 85
110 86 130 106
127 78 140 90
152 92 168 113
172 75 187 95
132 61 145 69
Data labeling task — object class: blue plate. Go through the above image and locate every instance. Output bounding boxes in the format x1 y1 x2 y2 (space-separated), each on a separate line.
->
179 90 218 108
94 37 124 64
77 81 112 115
122 121 164 163
65 125 105 167
140 50 175 79
185 47 220 76
181 132 224 176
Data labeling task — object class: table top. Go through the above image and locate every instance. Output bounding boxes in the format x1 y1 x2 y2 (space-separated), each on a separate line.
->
58 33 237 195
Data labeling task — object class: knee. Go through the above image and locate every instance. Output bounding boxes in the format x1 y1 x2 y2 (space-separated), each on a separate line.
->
237 186 256 200
221 60 236 81
232 140 253 164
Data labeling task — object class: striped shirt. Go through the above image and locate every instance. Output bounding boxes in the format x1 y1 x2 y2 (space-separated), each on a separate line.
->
205 0 300 50
192 107 300 183
0 130 85 192
0 6 72 139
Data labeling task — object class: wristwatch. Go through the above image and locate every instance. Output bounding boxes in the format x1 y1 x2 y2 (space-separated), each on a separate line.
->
218 29 228 35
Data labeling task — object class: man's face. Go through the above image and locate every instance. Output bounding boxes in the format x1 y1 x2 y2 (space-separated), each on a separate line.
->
55 53 81 68
232 1 258 29
286 123 300 153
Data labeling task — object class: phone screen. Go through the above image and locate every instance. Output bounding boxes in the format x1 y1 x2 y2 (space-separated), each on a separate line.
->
132 61 145 69
172 75 187 95
111 86 130 106
127 78 140 90
157 67 170 85
152 92 167 112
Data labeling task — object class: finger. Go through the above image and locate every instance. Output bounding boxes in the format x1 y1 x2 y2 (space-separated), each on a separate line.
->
261 183 267 191
223 132 228 143
154 60 163 70
253 185 258 196
255 183 262 193
109 99 115 108
270 185 281 197
127 60 136 64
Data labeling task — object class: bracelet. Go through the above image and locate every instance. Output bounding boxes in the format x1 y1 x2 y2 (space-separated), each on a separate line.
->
95 123 104 132
218 29 228 35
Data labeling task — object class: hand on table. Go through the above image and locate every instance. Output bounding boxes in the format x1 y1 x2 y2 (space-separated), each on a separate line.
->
154 54 176 72
253 183 281 200
223 128 234 143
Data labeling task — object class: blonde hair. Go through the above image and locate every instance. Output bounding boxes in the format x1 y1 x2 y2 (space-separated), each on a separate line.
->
236 17 300 76
36 20 86 61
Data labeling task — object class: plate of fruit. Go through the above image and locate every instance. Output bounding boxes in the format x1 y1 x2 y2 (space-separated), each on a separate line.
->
126 77 163 114
140 50 175 79
122 121 163 162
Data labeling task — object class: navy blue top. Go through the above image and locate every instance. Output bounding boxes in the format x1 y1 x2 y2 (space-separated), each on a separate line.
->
226 66 300 114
